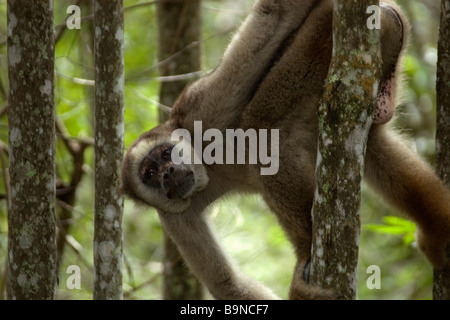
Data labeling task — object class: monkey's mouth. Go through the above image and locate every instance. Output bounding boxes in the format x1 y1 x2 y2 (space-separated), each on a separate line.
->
165 171 195 200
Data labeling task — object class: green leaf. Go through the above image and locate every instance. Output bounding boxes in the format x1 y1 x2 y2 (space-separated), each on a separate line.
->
365 216 416 245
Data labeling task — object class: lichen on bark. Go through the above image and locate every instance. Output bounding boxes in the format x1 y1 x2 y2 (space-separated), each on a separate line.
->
433 0 450 301
309 0 381 300
7 0 57 300
93 0 125 300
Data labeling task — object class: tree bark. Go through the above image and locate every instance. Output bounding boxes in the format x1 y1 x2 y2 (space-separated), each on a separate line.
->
6 0 57 299
433 0 450 300
93 0 125 300
157 0 204 299
309 0 381 300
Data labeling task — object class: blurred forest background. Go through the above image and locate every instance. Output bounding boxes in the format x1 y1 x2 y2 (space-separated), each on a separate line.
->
0 0 442 299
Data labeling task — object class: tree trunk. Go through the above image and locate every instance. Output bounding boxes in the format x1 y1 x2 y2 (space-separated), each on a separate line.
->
433 0 450 300
6 0 57 299
157 0 204 299
93 0 125 300
309 0 381 300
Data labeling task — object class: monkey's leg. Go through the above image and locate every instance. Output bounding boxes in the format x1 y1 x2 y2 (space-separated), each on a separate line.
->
271 206 337 300
365 125 450 269
158 209 280 300
261 155 338 300
176 0 321 130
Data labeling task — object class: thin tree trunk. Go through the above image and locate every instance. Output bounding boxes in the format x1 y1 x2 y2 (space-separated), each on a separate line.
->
309 0 381 300
433 0 450 300
93 0 125 300
157 0 204 299
6 0 57 299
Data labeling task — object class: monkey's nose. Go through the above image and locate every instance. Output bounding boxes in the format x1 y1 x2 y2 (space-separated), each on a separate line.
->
163 166 176 180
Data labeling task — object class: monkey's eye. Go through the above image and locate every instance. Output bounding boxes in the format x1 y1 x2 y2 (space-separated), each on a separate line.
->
140 157 158 185
161 148 172 162
148 167 156 177
142 166 157 185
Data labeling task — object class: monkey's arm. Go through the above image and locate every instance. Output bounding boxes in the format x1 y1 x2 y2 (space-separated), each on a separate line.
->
158 209 280 299
170 0 320 131
365 125 450 269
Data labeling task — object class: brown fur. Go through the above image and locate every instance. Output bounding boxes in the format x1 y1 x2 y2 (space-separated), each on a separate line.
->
121 0 450 299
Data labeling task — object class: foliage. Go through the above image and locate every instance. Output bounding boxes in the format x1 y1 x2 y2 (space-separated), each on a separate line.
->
366 216 416 246
0 0 441 299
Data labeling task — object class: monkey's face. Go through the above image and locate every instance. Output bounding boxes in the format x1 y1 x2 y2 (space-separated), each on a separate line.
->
121 126 209 213
139 143 196 200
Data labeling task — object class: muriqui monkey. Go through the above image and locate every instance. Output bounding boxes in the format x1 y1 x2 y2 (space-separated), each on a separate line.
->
121 0 450 299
